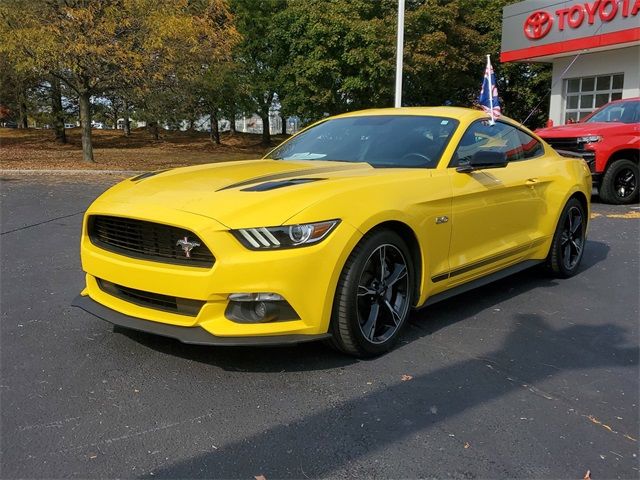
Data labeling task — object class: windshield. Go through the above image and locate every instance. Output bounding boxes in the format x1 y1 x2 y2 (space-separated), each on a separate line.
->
585 100 639 124
266 115 459 168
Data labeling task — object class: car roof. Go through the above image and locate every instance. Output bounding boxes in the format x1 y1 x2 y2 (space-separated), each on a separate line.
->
331 106 525 128
334 106 480 120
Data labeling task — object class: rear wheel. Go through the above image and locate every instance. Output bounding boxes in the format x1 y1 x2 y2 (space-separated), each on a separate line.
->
329 230 414 357
546 198 587 278
599 159 639 205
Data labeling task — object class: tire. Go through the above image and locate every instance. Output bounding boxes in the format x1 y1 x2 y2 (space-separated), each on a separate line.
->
599 159 639 205
329 230 414 357
546 198 587 278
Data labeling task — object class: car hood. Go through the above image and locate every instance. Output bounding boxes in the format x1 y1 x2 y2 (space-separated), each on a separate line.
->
536 122 625 138
96 159 381 228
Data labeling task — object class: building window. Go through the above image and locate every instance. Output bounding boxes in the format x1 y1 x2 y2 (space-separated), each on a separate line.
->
563 74 624 123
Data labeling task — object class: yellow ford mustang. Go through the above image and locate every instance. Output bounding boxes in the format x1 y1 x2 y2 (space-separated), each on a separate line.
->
73 107 591 357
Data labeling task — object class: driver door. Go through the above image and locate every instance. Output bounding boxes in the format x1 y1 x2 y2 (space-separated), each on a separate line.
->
445 120 546 287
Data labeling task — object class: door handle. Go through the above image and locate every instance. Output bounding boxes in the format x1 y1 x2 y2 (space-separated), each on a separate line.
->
525 178 539 185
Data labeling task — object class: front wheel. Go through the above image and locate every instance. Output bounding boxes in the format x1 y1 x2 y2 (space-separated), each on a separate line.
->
546 198 587 278
599 159 639 205
329 230 414 357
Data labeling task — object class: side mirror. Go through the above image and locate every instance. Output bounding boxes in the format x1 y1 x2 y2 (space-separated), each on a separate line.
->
456 150 508 173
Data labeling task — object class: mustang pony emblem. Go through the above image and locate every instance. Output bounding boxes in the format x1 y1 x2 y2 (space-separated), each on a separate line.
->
176 237 200 258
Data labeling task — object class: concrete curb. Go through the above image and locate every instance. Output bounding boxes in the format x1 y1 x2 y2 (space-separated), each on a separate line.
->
0 169 143 175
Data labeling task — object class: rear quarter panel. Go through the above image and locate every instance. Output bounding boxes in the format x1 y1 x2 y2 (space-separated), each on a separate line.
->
529 151 592 260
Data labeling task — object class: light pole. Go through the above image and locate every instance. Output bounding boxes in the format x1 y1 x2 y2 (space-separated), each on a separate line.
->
394 0 405 108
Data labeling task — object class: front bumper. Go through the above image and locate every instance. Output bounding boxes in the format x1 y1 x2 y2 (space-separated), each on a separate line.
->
72 295 330 346
77 202 361 340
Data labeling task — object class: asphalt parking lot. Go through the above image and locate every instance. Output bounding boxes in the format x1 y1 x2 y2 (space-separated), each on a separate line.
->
1 174 638 479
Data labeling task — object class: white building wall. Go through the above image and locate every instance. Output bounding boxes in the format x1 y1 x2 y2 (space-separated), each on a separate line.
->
549 46 640 125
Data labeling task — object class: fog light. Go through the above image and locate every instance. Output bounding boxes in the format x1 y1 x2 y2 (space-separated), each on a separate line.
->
254 301 267 319
225 293 299 323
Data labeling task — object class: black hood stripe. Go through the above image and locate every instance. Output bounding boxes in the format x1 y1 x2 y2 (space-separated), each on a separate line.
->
241 178 325 192
216 164 365 191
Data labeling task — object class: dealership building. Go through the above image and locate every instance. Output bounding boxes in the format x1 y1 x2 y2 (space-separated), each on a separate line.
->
500 0 639 125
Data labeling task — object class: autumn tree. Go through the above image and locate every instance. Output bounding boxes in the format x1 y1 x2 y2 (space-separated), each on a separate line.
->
461 0 551 128
189 60 250 144
403 0 550 126
230 0 287 146
49 76 67 142
134 81 192 140
272 0 396 121
0 0 237 162
267 0 550 128
401 1 481 106
0 54 36 128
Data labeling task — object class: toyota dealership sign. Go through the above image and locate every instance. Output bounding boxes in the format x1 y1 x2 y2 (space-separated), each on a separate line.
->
501 0 640 61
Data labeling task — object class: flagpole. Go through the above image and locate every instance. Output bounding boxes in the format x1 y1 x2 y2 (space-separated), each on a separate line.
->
394 0 405 108
486 54 495 124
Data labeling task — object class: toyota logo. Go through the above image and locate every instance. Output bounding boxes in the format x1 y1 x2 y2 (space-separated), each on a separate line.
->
523 11 553 40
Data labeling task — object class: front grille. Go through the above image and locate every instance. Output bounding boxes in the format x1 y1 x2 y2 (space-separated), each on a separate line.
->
97 278 205 317
544 137 582 152
88 215 214 267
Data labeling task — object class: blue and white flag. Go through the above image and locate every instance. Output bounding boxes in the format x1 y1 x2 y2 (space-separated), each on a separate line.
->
478 55 501 124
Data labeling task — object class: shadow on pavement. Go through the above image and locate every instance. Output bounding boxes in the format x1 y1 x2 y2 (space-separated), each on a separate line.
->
118 240 609 373
410 239 609 336
141 314 637 479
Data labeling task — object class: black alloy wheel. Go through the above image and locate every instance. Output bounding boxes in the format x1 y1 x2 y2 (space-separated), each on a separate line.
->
547 198 587 278
613 166 637 201
559 205 585 271
599 159 639 205
356 244 411 344
329 230 414 357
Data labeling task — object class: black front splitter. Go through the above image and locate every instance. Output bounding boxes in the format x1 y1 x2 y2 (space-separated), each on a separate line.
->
71 295 330 346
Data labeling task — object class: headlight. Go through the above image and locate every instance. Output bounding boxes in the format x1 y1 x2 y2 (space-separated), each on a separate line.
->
578 135 601 144
232 220 340 250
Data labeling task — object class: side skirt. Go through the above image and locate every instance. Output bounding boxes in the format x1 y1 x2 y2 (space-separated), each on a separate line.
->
418 259 542 308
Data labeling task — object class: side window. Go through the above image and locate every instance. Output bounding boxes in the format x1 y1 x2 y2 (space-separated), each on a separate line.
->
517 130 545 160
450 120 523 167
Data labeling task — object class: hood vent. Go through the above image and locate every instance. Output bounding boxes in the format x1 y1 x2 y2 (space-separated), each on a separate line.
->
241 178 325 192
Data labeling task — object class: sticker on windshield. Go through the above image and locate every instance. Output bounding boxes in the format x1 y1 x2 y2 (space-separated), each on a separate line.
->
440 120 449 125
285 152 327 160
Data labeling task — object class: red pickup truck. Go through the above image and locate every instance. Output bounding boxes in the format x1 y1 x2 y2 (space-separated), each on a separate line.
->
536 98 639 204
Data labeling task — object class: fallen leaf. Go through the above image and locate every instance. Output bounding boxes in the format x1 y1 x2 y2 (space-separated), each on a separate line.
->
401 374 413 381
583 469 591 479
255 476 267 480
606 211 640 219
464 442 470 449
